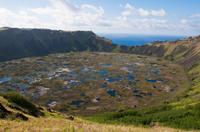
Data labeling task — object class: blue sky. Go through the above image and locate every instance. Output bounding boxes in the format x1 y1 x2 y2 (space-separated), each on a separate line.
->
0 0 200 35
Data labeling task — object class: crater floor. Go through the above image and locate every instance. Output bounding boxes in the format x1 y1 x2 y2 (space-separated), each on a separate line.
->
0 52 189 115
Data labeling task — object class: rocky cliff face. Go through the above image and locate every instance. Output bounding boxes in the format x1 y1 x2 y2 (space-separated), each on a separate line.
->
0 27 116 62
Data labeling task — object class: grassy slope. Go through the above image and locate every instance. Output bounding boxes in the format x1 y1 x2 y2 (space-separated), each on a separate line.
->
86 103 200 130
0 117 188 132
159 36 200 107
0 92 45 121
0 94 185 132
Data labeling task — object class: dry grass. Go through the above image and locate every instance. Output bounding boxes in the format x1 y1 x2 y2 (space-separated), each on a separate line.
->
0 117 190 132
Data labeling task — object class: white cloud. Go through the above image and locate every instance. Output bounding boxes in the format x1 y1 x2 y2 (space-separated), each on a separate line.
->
0 8 44 28
0 1 198 35
151 9 166 17
181 19 188 24
122 3 134 16
0 0 108 30
121 3 166 17
31 0 107 29
121 3 134 17
114 3 200 35
137 8 166 17
115 17 169 32
179 18 200 32
191 13 200 18
114 3 169 34
138 8 150 17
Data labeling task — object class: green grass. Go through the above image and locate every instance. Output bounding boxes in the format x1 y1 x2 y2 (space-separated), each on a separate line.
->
86 103 200 130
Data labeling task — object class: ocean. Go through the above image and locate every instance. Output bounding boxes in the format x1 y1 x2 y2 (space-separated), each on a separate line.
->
100 34 185 46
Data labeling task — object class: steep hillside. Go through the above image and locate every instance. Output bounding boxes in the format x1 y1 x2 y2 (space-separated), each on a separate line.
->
0 27 116 62
126 36 200 69
87 36 200 130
